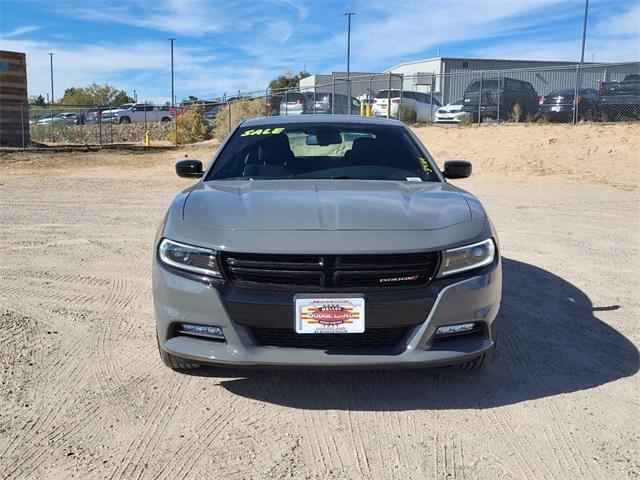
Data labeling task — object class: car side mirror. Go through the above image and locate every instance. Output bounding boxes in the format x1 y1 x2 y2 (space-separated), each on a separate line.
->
443 160 472 179
176 160 203 178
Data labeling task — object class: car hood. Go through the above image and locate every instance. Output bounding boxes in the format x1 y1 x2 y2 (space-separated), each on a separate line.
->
183 180 474 231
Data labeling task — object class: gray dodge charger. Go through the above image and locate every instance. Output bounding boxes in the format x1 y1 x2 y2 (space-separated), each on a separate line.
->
153 115 501 371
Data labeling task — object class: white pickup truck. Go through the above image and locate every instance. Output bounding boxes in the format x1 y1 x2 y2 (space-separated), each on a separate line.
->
101 103 172 124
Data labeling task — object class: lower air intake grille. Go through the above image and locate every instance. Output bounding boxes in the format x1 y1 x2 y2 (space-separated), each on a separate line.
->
250 326 410 349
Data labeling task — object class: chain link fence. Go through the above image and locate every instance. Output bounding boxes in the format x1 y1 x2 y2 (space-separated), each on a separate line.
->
9 61 639 149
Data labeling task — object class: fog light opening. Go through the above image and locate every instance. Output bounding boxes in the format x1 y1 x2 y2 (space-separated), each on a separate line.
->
178 323 225 341
436 323 476 337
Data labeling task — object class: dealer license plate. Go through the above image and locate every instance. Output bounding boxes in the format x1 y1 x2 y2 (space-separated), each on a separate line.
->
295 296 365 334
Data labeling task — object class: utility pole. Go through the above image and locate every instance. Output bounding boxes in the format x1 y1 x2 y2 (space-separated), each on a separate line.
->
580 0 589 63
573 0 589 124
169 38 176 107
169 38 177 146
344 12 355 79
48 53 54 104
344 12 356 115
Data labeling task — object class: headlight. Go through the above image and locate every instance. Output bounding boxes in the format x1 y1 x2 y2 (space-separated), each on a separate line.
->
158 239 222 278
438 238 496 277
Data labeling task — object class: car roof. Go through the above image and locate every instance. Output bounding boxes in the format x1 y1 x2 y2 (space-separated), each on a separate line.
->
241 114 404 127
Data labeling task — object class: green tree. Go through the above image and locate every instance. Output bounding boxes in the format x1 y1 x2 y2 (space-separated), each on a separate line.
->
268 70 311 93
28 94 46 106
59 83 134 106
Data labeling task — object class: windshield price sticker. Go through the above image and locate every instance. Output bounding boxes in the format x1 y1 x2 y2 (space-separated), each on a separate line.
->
240 127 285 137
295 297 365 334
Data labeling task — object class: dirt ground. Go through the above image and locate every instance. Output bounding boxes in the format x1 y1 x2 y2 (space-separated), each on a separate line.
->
0 123 638 479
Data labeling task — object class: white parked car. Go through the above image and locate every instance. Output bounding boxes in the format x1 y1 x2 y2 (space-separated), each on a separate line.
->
372 90 441 122
35 112 80 125
434 99 472 123
101 103 172 124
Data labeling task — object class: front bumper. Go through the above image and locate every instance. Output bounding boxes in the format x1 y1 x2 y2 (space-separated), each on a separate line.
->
434 111 470 123
153 256 502 368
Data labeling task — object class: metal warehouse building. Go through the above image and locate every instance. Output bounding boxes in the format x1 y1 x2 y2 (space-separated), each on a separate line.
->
0 50 29 147
387 57 640 105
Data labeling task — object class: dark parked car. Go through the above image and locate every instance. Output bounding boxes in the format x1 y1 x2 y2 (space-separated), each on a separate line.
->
598 74 640 120
462 77 539 121
538 88 602 121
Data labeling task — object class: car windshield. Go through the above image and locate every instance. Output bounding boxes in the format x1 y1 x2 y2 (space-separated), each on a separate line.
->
450 99 463 105
375 90 400 99
206 122 439 182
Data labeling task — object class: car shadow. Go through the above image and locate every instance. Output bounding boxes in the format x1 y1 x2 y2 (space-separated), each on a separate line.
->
188 258 639 410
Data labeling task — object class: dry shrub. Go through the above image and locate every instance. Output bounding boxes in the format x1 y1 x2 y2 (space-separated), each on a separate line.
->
167 106 210 144
511 103 523 122
458 114 474 126
400 105 417 124
213 99 269 140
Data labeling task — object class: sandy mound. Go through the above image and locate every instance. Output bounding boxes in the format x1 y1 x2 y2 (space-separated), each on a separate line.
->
413 122 639 191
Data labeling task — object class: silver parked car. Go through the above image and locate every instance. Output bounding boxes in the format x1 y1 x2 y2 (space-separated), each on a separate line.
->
153 115 501 371
434 99 472 123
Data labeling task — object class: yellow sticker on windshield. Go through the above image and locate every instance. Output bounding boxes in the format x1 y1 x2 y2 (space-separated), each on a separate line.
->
418 156 432 173
240 127 286 137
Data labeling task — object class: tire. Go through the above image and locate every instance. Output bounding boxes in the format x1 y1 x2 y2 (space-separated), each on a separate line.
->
157 335 200 370
119 116 131 124
453 352 488 370
160 117 171 122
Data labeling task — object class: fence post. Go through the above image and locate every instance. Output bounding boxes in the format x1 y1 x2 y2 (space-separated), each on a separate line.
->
429 78 434 124
284 89 289 115
399 75 404 121
477 71 483 126
387 72 392 119
174 105 178 146
110 114 113 144
98 107 102 147
331 78 335 114
497 71 501 124
313 85 316 114
368 77 373 114
50 105 54 143
573 63 580 125
228 101 232 133
21 103 26 150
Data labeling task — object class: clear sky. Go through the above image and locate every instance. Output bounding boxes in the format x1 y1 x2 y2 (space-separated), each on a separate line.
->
1 0 638 103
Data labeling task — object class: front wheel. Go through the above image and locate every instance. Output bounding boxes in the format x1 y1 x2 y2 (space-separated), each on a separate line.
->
119 116 131 124
157 335 200 370
453 352 489 370
160 117 171 122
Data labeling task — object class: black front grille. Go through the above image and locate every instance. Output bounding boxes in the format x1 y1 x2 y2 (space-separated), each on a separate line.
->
220 251 439 291
251 326 410 349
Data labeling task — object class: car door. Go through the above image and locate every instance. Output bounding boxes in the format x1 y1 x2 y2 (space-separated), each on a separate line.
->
414 92 430 121
428 95 441 121
130 105 145 122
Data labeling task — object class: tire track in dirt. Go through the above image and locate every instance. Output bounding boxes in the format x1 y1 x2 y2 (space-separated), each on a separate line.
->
89 275 149 422
3 350 90 479
107 375 190 480
344 404 372 478
499 328 598 479
162 377 290 480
